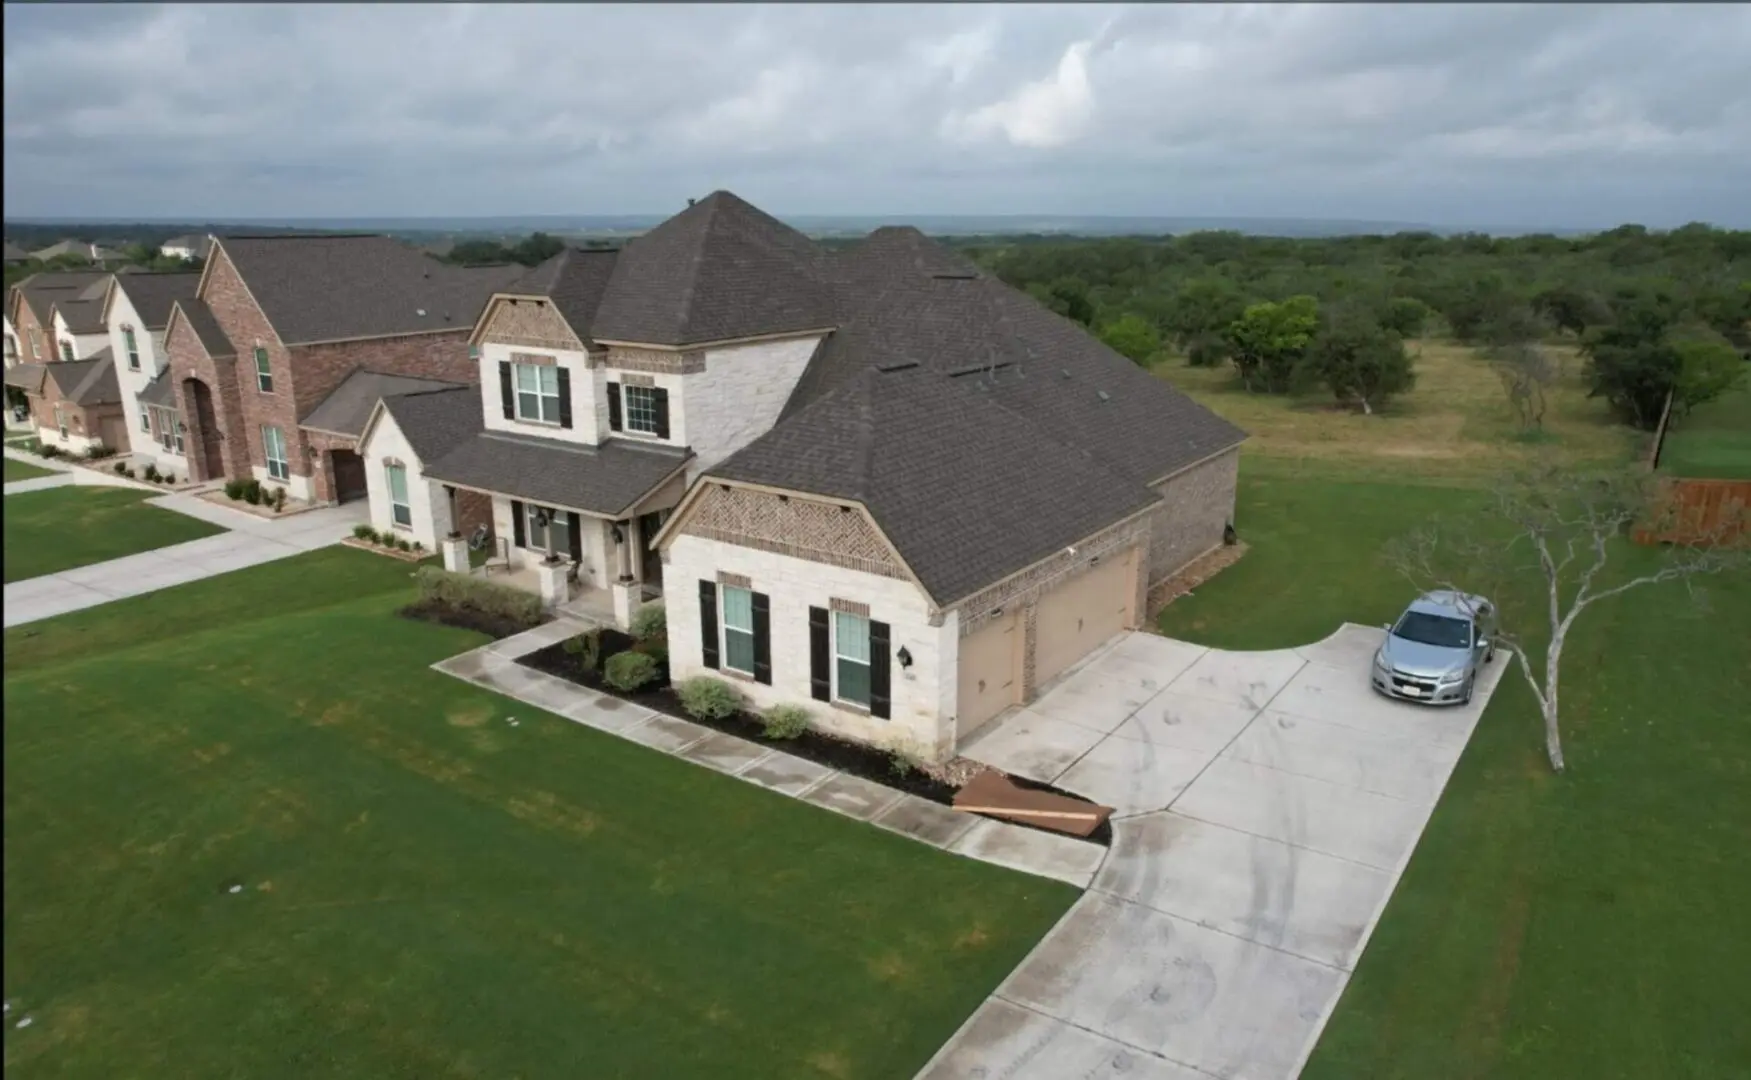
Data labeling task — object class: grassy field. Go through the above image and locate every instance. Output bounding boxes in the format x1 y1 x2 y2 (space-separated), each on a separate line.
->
2 485 224 582
4 457 56 483
1157 340 1641 485
1156 347 1751 1078
2 548 1076 1080
1659 380 1751 479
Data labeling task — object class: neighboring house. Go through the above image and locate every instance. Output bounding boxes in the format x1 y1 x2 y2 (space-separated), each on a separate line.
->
2 241 29 266
356 191 1244 767
159 234 213 262
51 296 112 362
102 271 202 470
5 356 127 453
160 234 523 502
7 270 113 365
29 239 124 264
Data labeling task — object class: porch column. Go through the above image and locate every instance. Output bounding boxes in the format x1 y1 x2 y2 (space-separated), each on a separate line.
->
616 519 635 584
443 485 461 540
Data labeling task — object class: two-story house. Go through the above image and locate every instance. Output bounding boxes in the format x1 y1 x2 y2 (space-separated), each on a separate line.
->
101 271 202 473
3 270 124 445
159 234 524 504
354 192 1246 768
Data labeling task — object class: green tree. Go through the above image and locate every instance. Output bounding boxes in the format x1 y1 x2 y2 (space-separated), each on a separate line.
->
511 232 565 266
1303 315 1417 414
1533 285 1610 337
1378 296 1433 339
1578 291 1738 429
1161 277 1247 347
1224 295 1319 392
1046 277 1095 326
1097 313 1162 366
1671 332 1747 418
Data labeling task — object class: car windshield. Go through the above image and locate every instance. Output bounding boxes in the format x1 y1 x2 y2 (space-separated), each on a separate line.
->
1393 611 1472 649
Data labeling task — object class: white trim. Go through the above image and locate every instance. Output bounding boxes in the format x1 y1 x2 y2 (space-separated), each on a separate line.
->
719 583 756 677
254 347 274 393
262 424 290 481
386 462 413 528
622 382 660 435
832 608 872 708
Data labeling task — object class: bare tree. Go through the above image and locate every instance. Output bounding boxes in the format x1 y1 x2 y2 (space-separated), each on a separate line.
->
1491 342 1557 433
1387 463 1745 772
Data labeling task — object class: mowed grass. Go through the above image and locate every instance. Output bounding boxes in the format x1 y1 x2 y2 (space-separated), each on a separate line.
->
1659 379 1751 479
1157 340 1641 484
3 485 225 583
1159 472 1751 1079
2 548 1075 1080
4 457 57 482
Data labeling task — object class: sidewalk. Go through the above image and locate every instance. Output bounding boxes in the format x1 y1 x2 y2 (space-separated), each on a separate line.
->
432 621 1109 889
4 473 75 495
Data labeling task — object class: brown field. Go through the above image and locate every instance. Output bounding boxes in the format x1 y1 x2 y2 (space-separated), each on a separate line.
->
1156 340 1643 485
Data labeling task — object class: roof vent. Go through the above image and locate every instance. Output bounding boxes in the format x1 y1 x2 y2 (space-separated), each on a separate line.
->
930 271 977 280
1060 368 1071 379
416 308 426 317
876 360 920 373
1097 390 1111 402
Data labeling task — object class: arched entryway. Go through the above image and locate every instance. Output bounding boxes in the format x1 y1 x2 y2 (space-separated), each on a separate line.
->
181 377 227 481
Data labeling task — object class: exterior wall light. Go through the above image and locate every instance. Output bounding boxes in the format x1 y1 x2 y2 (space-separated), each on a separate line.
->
896 646 913 669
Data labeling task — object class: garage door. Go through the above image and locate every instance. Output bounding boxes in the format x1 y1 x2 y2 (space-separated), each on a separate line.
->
958 610 1020 741
1035 549 1136 688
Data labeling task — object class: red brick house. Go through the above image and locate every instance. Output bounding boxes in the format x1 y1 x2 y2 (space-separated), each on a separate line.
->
160 235 522 503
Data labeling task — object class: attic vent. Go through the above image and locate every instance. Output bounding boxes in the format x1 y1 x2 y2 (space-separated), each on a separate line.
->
1060 368 1071 379
416 308 426 317
876 360 920 373
948 361 1014 378
1097 390 1111 402
930 271 978 280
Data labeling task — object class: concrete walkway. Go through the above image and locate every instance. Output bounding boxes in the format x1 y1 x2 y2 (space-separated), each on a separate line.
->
431 622 1110 888
920 624 1505 1080
3 497 369 628
4 473 75 495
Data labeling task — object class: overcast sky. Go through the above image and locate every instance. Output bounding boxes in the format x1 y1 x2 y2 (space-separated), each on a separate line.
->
4 3 1748 229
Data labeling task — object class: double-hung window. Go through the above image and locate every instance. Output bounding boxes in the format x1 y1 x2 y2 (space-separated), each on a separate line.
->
123 326 140 371
254 348 273 393
60 340 74 362
139 406 151 433
525 503 571 555
172 418 185 455
386 464 412 528
834 610 872 707
720 585 757 675
28 328 42 359
514 363 561 424
623 384 660 435
262 425 289 481
54 404 68 440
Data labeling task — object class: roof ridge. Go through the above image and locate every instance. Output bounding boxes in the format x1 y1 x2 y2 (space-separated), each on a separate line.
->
667 196 721 344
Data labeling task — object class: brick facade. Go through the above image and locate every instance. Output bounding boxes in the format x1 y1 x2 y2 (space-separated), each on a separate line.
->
165 246 479 501
166 313 245 482
1144 447 1240 587
676 484 910 581
478 298 585 352
12 300 53 364
607 345 706 375
24 377 125 454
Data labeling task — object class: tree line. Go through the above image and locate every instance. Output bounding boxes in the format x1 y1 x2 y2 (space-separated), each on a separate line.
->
955 224 1751 427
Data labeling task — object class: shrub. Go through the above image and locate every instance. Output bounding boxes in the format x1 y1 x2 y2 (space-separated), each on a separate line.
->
561 628 603 673
635 637 669 666
760 703 811 740
888 751 917 778
413 565 543 626
84 443 116 460
113 461 128 474
676 676 743 721
352 523 375 540
603 650 658 692
37 444 62 459
396 537 412 552
223 478 241 500
243 479 263 504
629 602 666 642
411 541 424 555
160 472 176 485
273 486 288 511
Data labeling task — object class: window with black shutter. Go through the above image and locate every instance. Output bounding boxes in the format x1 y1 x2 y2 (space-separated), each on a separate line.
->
808 606 831 701
499 361 515 420
556 366 573 428
511 499 526 547
607 383 623 432
698 580 720 669
751 591 772 684
567 511 583 563
869 620 891 719
652 387 671 440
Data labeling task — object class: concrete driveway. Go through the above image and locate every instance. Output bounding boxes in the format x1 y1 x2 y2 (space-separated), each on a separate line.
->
925 624 1504 1080
3 496 368 628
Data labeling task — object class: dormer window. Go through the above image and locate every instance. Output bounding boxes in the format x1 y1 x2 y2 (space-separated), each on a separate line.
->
514 363 562 424
123 326 140 370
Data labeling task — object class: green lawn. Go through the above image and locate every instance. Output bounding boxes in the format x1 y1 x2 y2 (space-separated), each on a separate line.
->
4 457 56 483
1659 380 1751 479
1161 472 1751 1080
2 547 1075 1079
2 485 225 582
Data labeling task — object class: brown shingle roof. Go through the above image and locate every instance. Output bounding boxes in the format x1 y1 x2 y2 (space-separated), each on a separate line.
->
170 298 237 359
589 191 838 346
53 297 106 334
214 235 526 346
109 272 201 329
500 247 621 345
425 430 690 517
10 270 113 327
300 369 466 438
377 385 485 462
44 356 122 406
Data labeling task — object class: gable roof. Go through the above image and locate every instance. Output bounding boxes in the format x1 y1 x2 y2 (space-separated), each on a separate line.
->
10 270 113 327
138 369 179 407
107 271 201 329
52 296 107 335
29 240 121 263
709 363 1161 607
43 356 122 406
212 234 526 346
494 246 622 345
2 241 27 263
169 298 237 359
425 430 690 517
300 369 466 438
374 384 486 462
589 191 838 346
3 362 46 394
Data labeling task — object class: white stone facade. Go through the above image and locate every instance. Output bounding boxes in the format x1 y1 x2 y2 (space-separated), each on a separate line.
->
50 311 108 362
105 287 185 472
360 409 449 550
489 495 618 590
664 531 960 762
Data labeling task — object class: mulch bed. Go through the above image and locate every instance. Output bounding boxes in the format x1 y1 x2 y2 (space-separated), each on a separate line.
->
518 629 1112 846
398 599 545 641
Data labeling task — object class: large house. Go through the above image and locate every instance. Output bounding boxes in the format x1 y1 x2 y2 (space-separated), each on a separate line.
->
159 234 213 262
160 234 524 503
4 270 126 444
103 271 202 474
29 239 124 265
355 192 1246 763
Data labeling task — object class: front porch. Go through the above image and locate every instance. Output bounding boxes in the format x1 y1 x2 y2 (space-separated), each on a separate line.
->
477 559 663 626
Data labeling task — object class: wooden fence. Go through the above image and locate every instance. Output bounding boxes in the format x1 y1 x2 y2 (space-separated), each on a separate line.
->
1631 477 1751 546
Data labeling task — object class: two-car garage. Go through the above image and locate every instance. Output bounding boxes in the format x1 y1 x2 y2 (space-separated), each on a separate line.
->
955 546 1141 743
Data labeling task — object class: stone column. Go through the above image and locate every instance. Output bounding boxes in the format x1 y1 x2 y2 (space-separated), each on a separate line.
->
535 559 569 610
442 536 470 574
616 519 635 584
443 485 462 540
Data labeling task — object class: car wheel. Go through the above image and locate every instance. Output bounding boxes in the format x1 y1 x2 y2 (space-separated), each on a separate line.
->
1461 677 1474 705
1485 643 1495 664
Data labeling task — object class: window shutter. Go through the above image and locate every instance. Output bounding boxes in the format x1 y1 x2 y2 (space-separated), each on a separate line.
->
556 366 573 428
652 387 671 440
808 606 831 702
869 620 892 719
699 580 720 669
752 591 772 685
567 511 583 563
511 500 526 548
499 362 515 420
607 382 623 432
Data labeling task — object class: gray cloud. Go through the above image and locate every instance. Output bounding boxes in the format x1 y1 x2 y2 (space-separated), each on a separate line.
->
4 2 1747 228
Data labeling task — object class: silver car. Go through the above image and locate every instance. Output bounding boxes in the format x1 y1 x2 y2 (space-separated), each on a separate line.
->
1370 590 1496 706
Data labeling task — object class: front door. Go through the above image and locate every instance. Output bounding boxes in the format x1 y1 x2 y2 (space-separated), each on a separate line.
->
331 448 368 502
637 509 670 584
